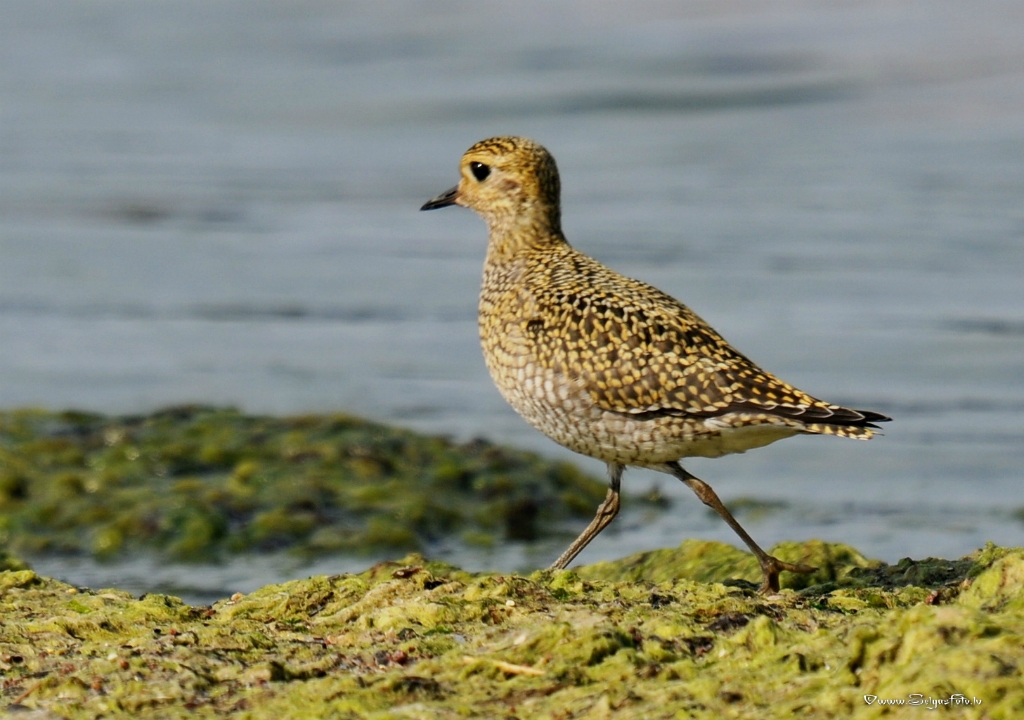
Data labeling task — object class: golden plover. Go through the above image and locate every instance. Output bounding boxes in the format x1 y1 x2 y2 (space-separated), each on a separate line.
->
422 136 890 592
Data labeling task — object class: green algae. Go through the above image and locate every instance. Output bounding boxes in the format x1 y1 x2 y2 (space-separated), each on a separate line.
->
575 537 879 591
0 407 607 561
1 541 1021 719
0 546 29 573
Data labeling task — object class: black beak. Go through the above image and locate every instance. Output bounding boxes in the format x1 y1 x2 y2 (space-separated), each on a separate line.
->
420 185 460 211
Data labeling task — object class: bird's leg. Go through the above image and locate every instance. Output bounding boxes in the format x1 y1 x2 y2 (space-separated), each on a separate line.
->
549 463 623 570
664 462 816 593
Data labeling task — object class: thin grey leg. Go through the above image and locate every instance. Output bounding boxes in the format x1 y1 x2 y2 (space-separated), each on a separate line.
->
549 463 624 570
663 461 816 592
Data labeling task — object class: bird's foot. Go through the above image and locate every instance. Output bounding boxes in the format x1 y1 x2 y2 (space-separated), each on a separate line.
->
757 555 817 594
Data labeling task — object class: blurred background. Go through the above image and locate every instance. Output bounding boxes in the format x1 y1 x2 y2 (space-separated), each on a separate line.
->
1 0 1022 596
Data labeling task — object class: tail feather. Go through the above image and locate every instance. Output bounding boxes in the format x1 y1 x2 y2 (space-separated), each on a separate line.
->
803 409 890 439
726 401 891 432
802 422 880 440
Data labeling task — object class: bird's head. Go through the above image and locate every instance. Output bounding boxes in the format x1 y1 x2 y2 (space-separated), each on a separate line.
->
421 136 563 239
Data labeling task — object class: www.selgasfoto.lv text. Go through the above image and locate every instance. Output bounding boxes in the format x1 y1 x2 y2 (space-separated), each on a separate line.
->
863 693 981 709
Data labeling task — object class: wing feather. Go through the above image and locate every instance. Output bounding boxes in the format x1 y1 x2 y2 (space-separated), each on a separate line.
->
525 252 888 430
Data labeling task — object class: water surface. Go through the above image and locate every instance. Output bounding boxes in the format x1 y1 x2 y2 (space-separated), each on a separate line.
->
2 1 1023 600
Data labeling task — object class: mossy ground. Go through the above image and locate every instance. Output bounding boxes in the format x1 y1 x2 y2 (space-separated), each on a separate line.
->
2 409 1021 717
0 408 607 561
2 541 1022 719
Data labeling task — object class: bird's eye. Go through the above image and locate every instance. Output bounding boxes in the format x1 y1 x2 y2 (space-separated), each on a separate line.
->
470 161 490 182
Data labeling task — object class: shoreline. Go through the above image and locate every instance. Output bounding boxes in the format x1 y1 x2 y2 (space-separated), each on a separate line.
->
1 541 1021 718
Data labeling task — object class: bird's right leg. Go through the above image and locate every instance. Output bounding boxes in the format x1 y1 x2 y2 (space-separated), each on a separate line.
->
549 463 623 570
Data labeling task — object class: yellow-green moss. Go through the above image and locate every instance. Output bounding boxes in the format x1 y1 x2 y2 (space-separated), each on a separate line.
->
0 407 609 561
1 541 1021 718
575 537 879 591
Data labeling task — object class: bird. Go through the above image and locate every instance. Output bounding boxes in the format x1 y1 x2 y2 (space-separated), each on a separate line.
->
421 136 890 593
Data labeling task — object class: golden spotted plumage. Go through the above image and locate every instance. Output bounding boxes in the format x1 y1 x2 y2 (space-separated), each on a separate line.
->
422 136 890 592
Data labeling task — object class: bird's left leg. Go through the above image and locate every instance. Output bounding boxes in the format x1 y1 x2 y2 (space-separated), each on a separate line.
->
661 461 816 593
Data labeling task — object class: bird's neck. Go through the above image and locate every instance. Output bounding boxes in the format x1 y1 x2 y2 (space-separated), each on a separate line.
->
484 211 567 264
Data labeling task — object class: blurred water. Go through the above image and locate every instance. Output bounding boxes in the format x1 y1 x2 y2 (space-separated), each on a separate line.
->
2 1 1023 600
